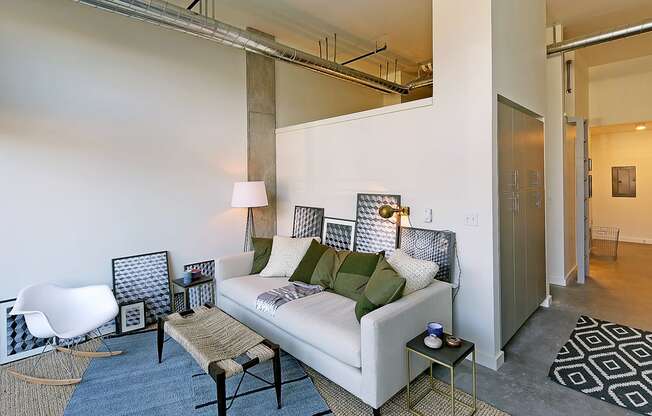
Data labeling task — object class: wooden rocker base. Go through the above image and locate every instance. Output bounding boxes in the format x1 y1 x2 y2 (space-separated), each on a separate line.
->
7 368 82 386
55 346 123 358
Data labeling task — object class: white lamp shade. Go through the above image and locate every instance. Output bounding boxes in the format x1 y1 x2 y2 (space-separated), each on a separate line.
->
231 181 268 208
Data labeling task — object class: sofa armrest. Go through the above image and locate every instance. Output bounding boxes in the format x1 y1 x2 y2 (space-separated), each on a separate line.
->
360 281 452 408
215 251 254 285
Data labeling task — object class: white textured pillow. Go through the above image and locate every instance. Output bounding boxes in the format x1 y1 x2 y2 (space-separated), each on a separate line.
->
387 249 439 295
259 236 318 277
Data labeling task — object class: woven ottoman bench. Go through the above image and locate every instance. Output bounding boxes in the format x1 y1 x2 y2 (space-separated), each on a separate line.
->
157 304 282 415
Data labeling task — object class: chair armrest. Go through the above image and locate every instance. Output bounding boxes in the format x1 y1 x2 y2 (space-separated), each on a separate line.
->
215 251 255 285
360 281 452 408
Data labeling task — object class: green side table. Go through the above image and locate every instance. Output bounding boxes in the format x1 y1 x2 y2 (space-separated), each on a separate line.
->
405 331 476 416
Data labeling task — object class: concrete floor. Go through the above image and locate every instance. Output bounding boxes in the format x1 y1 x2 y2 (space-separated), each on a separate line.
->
433 242 652 416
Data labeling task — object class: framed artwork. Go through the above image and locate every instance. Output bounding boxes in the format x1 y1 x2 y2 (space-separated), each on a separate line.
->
398 227 456 283
354 193 401 255
184 260 215 309
118 300 146 334
0 299 52 364
293 206 325 239
322 218 356 251
112 251 171 326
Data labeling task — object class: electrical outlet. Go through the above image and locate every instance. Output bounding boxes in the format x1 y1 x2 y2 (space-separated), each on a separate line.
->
464 213 479 227
424 208 433 223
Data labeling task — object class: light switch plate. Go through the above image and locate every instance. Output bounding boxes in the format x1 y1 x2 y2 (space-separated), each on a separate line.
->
424 208 433 223
464 213 479 227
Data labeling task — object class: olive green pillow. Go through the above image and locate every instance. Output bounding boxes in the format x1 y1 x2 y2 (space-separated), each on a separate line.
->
289 239 331 284
251 237 273 274
355 258 406 321
329 251 382 302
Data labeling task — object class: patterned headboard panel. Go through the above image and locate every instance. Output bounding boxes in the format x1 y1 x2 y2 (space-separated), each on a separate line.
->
398 227 456 283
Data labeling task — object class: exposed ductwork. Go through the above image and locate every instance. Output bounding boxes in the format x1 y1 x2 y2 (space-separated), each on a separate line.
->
74 0 433 94
548 18 652 55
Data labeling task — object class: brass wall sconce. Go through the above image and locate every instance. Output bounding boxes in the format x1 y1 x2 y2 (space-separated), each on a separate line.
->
378 204 410 219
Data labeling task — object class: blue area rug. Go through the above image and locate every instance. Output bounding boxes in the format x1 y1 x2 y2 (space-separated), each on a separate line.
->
64 331 331 416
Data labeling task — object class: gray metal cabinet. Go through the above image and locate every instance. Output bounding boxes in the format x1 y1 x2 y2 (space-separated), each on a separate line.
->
498 100 546 347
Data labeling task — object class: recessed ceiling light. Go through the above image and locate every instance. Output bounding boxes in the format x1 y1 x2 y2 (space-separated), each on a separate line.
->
635 124 647 131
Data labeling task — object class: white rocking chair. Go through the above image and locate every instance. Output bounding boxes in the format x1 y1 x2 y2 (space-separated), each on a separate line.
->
8 283 122 385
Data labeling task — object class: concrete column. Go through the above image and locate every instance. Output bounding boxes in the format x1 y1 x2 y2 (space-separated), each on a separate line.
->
246 29 276 237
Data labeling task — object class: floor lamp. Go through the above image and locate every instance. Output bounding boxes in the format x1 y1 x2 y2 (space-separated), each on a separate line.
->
231 181 268 251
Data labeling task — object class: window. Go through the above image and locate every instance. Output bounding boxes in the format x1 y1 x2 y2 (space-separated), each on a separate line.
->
612 166 636 198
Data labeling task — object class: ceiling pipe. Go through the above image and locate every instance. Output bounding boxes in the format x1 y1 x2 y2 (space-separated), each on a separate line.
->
548 19 652 55
73 0 423 95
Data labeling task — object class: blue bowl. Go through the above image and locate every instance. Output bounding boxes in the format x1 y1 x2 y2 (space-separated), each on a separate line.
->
427 322 443 338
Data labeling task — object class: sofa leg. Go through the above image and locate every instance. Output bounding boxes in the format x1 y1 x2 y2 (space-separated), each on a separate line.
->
372 408 380 416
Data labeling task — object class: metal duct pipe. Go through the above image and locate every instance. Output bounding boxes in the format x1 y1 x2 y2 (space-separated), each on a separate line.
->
405 75 433 90
73 0 412 94
548 19 652 55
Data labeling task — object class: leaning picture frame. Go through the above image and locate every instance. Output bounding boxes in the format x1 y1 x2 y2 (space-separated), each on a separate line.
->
322 217 356 251
118 300 146 334
0 299 53 364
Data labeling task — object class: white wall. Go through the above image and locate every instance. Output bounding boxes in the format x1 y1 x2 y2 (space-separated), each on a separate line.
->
492 0 546 116
591 130 652 243
276 62 385 128
277 0 502 369
0 1 248 300
589 54 652 126
545 55 567 286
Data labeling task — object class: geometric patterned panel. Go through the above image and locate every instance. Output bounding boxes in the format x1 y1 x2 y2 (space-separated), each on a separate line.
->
399 227 456 283
323 218 355 251
293 206 324 239
549 315 652 415
354 193 400 255
184 260 215 308
112 251 170 325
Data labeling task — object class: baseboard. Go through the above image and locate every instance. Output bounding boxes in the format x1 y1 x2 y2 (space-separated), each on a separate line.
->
470 349 505 371
618 236 652 245
540 294 552 308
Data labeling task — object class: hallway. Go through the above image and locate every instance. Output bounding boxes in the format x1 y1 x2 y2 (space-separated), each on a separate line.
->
553 242 652 331
433 242 652 415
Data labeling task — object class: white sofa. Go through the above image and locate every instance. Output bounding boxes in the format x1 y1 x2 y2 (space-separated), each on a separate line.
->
215 251 453 413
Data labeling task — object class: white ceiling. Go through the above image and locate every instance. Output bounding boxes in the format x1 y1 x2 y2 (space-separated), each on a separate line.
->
547 0 652 66
171 0 432 74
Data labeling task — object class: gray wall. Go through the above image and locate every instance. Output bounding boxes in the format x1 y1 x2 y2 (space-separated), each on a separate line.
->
0 0 248 300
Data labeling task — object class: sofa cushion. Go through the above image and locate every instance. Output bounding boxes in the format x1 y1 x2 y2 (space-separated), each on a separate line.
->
220 275 361 368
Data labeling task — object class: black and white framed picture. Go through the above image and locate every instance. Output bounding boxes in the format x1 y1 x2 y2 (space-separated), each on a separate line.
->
354 193 401 255
112 251 171 326
0 299 52 364
118 300 146 334
322 218 356 251
293 206 325 239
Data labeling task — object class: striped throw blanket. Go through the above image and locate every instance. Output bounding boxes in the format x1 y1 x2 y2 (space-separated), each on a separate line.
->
256 282 324 316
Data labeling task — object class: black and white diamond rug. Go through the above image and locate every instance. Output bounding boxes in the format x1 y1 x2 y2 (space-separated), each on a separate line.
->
549 315 652 415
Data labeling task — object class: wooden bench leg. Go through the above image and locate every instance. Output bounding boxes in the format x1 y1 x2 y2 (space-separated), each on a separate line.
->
209 362 227 416
157 317 165 364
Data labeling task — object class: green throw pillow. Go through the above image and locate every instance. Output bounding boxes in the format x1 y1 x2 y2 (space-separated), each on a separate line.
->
355 258 406 321
330 251 382 302
290 239 331 284
251 237 273 274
